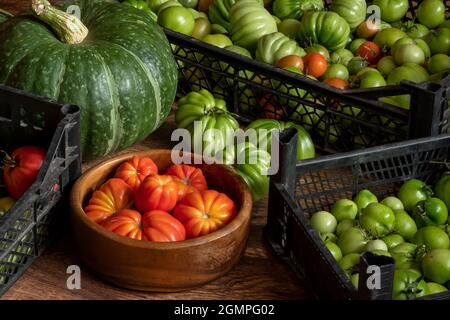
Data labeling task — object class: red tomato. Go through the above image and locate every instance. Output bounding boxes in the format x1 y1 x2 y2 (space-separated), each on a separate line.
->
135 175 179 213
84 178 134 223
303 52 328 78
275 55 304 73
114 156 158 192
2 146 46 199
101 209 144 240
323 77 349 90
357 41 382 65
173 190 237 239
259 95 287 120
165 164 208 199
141 210 186 242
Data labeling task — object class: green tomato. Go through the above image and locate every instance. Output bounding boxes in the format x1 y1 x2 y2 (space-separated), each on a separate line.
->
310 211 338 234
347 56 369 75
272 0 324 20
321 232 338 243
191 17 211 40
278 19 302 39
373 0 409 23
358 69 387 88
398 179 433 212
325 241 343 261
377 56 397 76
383 234 405 250
427 282 448 294
330 0 366 30
392 269 429 300
360 203 396 237
256 32 305 65
435 172 450 213
353 189 378 216
422 249 450 284
371 249 392 257
365 239 388 252
331 199 358 222
157 6 195 35
157 0 182 13
338 227 369 255
336 219 359 237
428 54 450 75
351 273 359 288
179 0 199 8
348 38 366 54
202 34 233 48
412 226 450 250
338 253 360 276
417 0 446 29
330 48 354 66
305 44 330 60
390 242 421 271
412 197 449 227
403 22 430 39
321 63 349 81
424 28 450 56
393 43 426 66
394 210 418 241
381 196 404 211
374 28 407 49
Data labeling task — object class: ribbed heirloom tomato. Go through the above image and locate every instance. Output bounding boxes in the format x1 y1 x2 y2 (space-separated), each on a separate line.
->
135 175 179 212
114 156 158 192
84 178 134 223
141 210 186 242
2 146 46 199
101 209 144 240
100 209 186 242
165 164 208 199
173 190 237 239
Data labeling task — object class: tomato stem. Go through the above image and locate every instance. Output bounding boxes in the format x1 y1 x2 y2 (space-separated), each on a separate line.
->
0 150 16 168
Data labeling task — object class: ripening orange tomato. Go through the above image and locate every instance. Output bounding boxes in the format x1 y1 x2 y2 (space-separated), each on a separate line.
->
135 175 179 213
101 209 144 240
114 156 158 192
323 77 349 90
303 52 328 78
165 164 208 200
275 55 304 73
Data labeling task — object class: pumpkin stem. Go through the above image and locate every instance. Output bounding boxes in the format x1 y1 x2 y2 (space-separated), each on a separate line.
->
31 0 88 44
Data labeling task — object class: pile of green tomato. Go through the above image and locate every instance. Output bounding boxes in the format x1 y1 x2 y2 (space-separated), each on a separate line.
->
309 172 450 300
122 0 450 110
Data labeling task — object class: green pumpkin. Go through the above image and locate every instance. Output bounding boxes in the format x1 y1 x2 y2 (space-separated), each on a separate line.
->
330 0 366 30
272 0 324 20
0 0 177 160
208 0 263 31
229 0 277 51
297 11 351 51
256 32 306 65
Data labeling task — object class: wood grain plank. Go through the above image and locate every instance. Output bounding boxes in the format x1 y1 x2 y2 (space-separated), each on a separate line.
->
0 0 310 300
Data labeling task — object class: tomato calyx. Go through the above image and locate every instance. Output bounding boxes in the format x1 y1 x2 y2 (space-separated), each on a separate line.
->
0 150 17 169
403 279 426 300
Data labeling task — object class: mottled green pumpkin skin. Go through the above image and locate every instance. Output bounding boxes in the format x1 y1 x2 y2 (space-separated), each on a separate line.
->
0 2 177 159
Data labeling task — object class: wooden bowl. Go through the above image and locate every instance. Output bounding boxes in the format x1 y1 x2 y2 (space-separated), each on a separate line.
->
70 150 253 292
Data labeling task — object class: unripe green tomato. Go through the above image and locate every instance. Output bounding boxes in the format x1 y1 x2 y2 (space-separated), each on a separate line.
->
336 219 359 237
158 6 195 36
428 54 450 75
365 239 388 252
278 19 302 39
331 199 358 222
310 211 338 234
381 196 404 211
325 241 343 261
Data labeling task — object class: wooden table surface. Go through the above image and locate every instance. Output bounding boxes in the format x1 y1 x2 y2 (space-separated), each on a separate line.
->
0 0 310 300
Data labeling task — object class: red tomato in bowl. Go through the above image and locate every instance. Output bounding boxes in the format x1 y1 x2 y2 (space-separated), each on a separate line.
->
141 210 186 242
135 175 179 213
114 156 158 192
84 178 134 223
357 41 382 65
2 146 46 199
101 209 144 240
173 190 237 239
165 164 208 199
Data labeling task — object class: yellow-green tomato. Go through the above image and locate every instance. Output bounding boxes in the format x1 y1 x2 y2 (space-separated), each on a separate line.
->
417 0 446 29
382 234 405 249
331 199 358 222
365 239 388 252
338 227 369 255
427 282 448 294
202 34 233 48
381 196 404 211
353 189 378 216
310 211 338 234
339 253 360 276
360 203 396 237
427 54 450 75
394 209 418 241
377 56 397 76
278 18 301 39
336 219 359 237
321 232 338 243
422 249 450 284
158 6 195 36
325 241 343 261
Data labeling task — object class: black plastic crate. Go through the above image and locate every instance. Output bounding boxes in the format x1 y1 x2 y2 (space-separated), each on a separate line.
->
0 85 81 296
163 0 450 154
264 129 450 299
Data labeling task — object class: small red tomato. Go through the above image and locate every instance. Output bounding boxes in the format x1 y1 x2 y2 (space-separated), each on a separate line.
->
323 77 349 90
135 175 179 213
84 178 134 223
101 209 144 240
303 52 328 78
165 164 208 199
275 55 304 73
357 41 382 65
259 95 287 120
141 210 186 242
173 190 237 239
2 146 46 199
114 156 158 192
